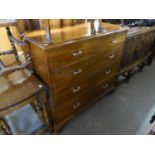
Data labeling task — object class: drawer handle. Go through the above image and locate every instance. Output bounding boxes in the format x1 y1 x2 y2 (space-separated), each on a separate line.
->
73 69 82 75
73 102 81 109
111 40 118 44
105 69 112 74
109 54 115 59
73 50 82 56
73 86 81 93
103 83 109 89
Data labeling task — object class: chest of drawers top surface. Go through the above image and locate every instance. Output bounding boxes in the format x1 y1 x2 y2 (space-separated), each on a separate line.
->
127 26 155 37
26 22 128 50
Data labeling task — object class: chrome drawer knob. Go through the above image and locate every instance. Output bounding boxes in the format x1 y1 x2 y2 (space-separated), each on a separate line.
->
103 83 109 89
73 86 81 93
73 50 82 56
73 102 81 109
105 69 111 74
111 40 118 44
73 68 82 75
109 54 115 59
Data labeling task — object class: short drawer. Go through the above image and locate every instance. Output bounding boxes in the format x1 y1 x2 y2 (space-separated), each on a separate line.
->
95 60 119 82
97 43 124 67
92 76 115 98
48 39 99 72
99 32 126 52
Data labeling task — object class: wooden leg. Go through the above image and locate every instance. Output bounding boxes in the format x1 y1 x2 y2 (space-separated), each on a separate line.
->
147 56 154 66
109 88 116 95
138 63 144 72
123 70 132 83
54 122 66 134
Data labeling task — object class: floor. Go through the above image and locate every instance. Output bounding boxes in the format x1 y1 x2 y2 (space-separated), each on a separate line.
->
61 60 155 135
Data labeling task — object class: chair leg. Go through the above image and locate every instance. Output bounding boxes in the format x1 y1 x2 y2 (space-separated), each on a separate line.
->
0 117 12 135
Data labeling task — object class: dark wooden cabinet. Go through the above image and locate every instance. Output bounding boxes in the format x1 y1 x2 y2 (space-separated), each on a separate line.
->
120 26 155 74
26 22 128 132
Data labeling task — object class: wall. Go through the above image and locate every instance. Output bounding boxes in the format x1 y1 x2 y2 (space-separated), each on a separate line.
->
0 26 22 65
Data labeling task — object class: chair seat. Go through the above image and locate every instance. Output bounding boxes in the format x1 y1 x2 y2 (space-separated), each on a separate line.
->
5 104 44 135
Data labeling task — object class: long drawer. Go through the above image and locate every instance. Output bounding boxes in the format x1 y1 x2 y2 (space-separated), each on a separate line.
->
99 42 124 61
48 38 99 72
99 32 126 52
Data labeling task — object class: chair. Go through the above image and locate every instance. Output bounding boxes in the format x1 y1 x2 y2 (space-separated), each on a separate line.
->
0 69 51 135
0 20 31 76
0 20 52 135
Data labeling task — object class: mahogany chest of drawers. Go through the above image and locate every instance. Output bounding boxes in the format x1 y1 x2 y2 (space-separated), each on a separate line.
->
26 23 128 132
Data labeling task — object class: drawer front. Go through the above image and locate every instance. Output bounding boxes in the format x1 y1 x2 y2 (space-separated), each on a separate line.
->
48 39 99 72
95 63 118 84
53 76 94 104
92 76 115 98
99 32 126 52
97 43 124 71
51 56 98 92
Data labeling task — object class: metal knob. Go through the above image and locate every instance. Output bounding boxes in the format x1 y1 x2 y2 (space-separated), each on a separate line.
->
103 83 109 89
73 69 82 75
73 86 81 93
111 40 118 44
73 102 81 109
109 54 115 59
105 69 112 74
73 50 82 56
